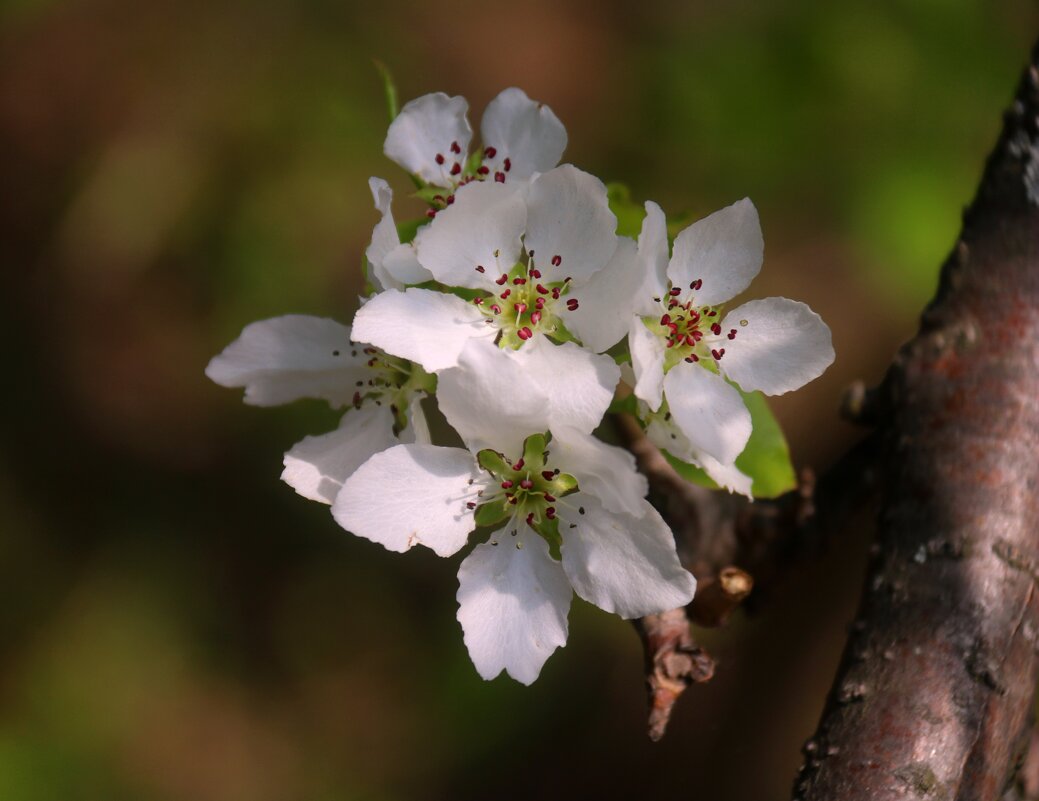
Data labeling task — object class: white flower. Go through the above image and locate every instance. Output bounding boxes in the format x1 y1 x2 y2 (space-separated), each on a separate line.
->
205 315 433 504
384 88 567 189
627 199 834 493
332 340 696 684
350 164 638 434
366 177 432 290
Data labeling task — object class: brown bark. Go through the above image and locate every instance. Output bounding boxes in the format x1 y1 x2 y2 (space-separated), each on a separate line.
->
792 40 1039 801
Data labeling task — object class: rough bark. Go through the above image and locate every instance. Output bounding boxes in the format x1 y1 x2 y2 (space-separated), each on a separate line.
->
792 40 1039 801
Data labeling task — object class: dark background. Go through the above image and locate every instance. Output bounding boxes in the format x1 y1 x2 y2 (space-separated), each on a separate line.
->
2 1 1037 799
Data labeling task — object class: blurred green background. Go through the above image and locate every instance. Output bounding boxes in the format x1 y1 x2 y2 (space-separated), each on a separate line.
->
1 1 1036 799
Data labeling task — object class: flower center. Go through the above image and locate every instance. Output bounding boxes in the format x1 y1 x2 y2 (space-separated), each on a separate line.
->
422 146 514 214
352 346 436 430
472 433 578 558
469 254 578 349
643 279 742 371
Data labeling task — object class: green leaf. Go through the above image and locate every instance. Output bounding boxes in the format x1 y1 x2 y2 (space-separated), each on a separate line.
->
396 217 426 245
663 389 796 499
606 393 637 415
373 60 399 122
606 182 646 239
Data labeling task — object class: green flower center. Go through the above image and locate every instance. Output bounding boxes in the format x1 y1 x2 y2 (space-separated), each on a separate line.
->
643 280 744 372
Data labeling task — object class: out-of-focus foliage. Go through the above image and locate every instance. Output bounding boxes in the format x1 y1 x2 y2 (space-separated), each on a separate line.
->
1 1 1035 799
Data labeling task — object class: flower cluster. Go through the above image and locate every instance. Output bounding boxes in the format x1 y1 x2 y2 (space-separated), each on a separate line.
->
207 88 834 683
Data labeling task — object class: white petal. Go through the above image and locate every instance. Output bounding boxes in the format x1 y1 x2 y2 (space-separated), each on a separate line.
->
436 339 551 457
550 427 647 517
523 165 617 284
629 317 666 412
479 87 567 181
456 526 571 684
415 181 527 289
634 201 669 316
699 454 754 498
560 493 696 619
644 414 753 498
281 404 398 504
350 288 491 373
662 363 752 465
565 237 640 353
668 198 763 307
512 337 619 435
332 444 480 557
383 243 433 286
720 298 835 395
366 177 400 291
206 315 365 407
383 93 472 186
399 395 431 445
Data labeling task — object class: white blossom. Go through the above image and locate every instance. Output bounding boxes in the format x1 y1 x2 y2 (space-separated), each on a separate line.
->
333 340 695 684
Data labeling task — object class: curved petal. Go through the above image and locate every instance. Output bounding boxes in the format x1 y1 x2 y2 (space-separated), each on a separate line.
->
281 404 398 504
559 493 696 619
550 427 647 517
512 337 619 435
629 317 666 412
206 315 365 407
523 165 617 284
332 443 480 557
366 177 400 291
645 416 753 498
382 243 432 286
565 236 639 353
457 526 571 684
350 288 492 373
663 363 751 465
720 298 835 395
384 92 472 186
437 339 551 457
415 180 526 289
668 198 763 307
479 87 567 181
399 394 431 445
634 201 669 316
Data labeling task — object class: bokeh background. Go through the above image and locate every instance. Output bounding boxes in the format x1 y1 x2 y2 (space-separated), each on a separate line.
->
2 1 1037 799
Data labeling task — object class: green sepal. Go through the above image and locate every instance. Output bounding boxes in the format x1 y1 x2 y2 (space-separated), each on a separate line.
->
464 150 483 175
396 217 427 245
606 182 647 239
521 433 549 466
532 516 563 561
663 389 796 499
477 449 509 476
546 318 579 346
474 501 510 528
607 394 638 415
546 472 579 498
373 60 399 122
414 185 446 205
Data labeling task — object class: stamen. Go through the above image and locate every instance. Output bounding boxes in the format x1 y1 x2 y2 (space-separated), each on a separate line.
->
475 265 485 273
530 311 542 325
435 153 445 165
529 269 541 279
517 327 533 341
535 284 549 295
490 304 502 314
545 507 556 520
495 274 508 285
500 289 511 299
566 298 579 311
543 493 556 502
669 287 681 297
504 157 512 172
450 163 461 176
519 479 534 490
466 502 476 509
710 323 722 335
477 166 489 175
728 329 738 340
684 355 698 363
494 172 505 183
512 277 526 285
426 209 437 219
551 255 562 266
514 302 528 313
660 314 671 326
484 146 497 158
501 480 514 489
711 348 725 360
525 512 535 526
534 298 545 310
450 141 461 154
473 297 484 305
690 279 702 290
512 459 524 470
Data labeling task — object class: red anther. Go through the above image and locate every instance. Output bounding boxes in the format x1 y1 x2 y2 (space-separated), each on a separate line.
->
519 478 534 490
490 304 502 314
529 269 541 279
352 391 362 407
666 322 679 334
501 479 514 489
435 153 445 165
450 141 461 154
432 194 445 203
685 334 696 346
477 166 490 175
367 358 377 367
494 172 506 183
545 507 557 520
475 265 485 273
534 297 545 310
693 330 703 341
363 347 377 354
710 323 722 335
526 512 535 525
450 162 462 176
566 298 579 311
426 209 437 218
551 288 561 299
728 329 737 340
530 311 542 325
691 279 702 290
669 287 681 296
495 274 508 285
504 157 512 172
711 348 725 360
517 327 533 340
512 459 524 470
467 502 477 509
500 289 511 299
536 283 549 295
512 277 526 285
508 496 518 504
666 338 676 348
660 314 671 326
541 470 555 480
473 297 484 305
668 300 678 309
564 276 572 283
543 493 556 502
484 146 497 158
686 354 699 362
446 194 455 205
514 302 528 313
551 254 562 266
707 310 717 317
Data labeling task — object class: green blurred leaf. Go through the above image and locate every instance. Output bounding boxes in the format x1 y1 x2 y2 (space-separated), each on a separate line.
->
373 60 399 122
606 183 646 239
